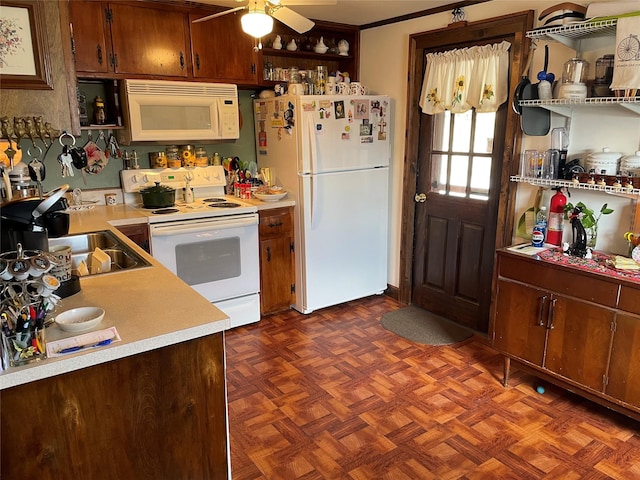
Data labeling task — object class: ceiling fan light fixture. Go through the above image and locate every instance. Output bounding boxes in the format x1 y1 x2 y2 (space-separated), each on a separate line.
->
241 8 274 38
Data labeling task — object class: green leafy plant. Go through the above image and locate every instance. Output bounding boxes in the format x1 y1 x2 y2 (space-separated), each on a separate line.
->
564 201 614 248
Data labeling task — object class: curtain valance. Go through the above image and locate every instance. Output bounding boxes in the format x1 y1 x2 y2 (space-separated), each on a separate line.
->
419 41 511 115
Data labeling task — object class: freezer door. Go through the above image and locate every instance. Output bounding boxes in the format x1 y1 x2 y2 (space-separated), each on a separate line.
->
298 95 390 174
297 167 389 313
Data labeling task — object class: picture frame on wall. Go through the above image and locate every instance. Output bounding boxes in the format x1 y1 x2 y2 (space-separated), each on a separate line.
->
0 0 53 90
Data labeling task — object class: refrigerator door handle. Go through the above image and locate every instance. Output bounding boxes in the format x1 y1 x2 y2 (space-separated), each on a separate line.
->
306 115 319 228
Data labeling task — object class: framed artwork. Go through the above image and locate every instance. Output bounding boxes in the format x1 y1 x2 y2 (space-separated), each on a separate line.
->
0 0 53 89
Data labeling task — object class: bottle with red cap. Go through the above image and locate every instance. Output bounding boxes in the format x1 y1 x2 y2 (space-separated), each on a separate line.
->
547 187 567 246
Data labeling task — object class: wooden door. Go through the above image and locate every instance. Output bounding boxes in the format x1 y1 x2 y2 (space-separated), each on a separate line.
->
606 314 640 406
493 279 548 367
544 295 614 392
402 13 532 333
108 3 189 77
411 98 507 331
189 13 258 84
68 1 112 74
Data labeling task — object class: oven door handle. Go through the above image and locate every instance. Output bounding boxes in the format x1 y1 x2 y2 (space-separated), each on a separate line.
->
150 216 257 236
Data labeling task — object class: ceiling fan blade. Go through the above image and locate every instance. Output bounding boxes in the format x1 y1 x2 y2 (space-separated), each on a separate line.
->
278 0 336 4
269 5 314 33
192 6 246 24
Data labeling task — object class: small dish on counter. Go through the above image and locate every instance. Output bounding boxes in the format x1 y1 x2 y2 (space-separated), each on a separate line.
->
55 307 105 333
254 191 288 202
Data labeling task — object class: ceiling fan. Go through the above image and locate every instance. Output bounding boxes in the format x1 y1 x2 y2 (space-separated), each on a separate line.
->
193 0 336 37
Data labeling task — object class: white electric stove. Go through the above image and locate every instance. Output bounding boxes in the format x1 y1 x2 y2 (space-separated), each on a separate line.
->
121 166 260 329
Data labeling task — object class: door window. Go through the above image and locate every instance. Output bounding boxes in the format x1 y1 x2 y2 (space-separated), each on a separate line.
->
430 109 496 200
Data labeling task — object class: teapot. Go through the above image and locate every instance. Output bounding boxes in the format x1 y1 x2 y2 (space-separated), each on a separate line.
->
286 38 297 51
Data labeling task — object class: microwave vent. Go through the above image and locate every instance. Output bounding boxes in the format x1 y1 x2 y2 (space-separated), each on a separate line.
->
125 80 237 98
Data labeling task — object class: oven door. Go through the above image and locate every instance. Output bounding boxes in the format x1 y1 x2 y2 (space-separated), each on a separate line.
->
148 214 259 303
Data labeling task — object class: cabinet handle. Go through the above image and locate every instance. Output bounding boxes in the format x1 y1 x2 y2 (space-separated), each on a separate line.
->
538 295 548 326
180 51 185 70
269 221 283 228
266 246 271 262
97 45 103 65
195 53 200 71
111 53 118 69
547 297 557 330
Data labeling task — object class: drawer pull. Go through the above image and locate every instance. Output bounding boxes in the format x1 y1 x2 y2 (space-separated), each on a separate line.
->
269 222 284 228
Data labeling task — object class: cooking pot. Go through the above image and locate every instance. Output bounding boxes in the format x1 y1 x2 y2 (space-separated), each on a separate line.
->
140 182 175 208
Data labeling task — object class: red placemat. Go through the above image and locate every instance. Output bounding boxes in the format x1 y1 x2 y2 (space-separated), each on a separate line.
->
538 248 640 284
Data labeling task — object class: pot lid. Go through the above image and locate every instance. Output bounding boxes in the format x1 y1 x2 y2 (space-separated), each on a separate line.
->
586 147 621 162
140 182 174 194
621 151 640 164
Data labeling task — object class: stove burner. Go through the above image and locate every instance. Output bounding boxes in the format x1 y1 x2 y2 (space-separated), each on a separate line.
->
207 202 240 208
202 198 226 203
151 208 180 214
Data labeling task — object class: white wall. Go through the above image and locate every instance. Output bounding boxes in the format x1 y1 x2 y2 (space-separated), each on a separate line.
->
359 1 640 288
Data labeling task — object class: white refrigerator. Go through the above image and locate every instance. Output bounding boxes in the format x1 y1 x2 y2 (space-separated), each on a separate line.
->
254 94 391 313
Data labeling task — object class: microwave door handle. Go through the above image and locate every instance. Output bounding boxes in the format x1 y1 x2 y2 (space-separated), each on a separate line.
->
151 216 257 237
215 99 222 137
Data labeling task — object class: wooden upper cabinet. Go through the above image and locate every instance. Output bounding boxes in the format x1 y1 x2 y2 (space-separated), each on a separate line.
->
108 3 188 77
68 1 112 74
189 12 258 84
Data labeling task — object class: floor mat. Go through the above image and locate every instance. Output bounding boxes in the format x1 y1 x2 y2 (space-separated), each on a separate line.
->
381 306 473 345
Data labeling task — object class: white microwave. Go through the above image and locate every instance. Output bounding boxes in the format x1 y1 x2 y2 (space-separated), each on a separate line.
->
119 79 240 144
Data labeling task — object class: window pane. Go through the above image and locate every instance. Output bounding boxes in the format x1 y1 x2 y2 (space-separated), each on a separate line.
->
451 110 472 152
450 155 468 197
432 111 450 150
473 112 495 153
430 154 448 194
470 156 491 200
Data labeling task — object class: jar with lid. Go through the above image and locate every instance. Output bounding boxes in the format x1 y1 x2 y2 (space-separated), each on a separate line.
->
93 96 106 125
195 147 209 167
179 145 196 167
149 151 167 169
288 67 300 85
212 152 221 166
166 145 181 168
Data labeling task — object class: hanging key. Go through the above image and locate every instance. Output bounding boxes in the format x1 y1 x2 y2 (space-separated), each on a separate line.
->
58 145 74 177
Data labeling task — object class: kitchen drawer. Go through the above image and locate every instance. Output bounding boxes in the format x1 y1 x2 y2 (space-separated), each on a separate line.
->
498 253 618 307
618 285 640 315
259 208 292 238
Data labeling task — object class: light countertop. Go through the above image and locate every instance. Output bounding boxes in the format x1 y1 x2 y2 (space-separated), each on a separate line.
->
0 205 229 390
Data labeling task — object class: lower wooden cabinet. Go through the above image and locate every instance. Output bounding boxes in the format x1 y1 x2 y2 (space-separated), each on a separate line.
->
491 250 640 421
115 222 150 253
1 334 229 479
259 207 294 315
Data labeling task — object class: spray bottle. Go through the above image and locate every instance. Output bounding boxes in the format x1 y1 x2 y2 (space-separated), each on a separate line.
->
547 187 568 246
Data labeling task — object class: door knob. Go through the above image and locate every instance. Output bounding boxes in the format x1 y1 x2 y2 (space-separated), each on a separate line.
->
414 193 427 203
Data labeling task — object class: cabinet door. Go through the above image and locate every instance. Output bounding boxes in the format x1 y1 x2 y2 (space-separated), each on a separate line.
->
544 296 614 392
189 13 257 83
607 314 640 407
115 223 150 253
493 279 548 366
109 4 188 77
69 1 112 74
260 236 294 314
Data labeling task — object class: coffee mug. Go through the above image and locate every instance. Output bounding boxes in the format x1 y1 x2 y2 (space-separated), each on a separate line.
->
325 83 336 95
288 83 305 95
349 82 368 95
336 82 349 95
49 244 72 283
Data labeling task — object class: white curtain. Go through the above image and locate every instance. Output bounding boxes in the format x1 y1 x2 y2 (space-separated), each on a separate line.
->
419 41 511 115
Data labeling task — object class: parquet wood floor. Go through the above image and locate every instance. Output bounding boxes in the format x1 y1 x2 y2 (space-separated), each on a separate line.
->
225 295 640 479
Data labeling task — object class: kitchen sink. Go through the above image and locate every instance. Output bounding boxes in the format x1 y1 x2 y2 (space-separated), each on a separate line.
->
48 230 151 275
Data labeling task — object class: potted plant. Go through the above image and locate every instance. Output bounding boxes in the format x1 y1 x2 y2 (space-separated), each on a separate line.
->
564 201 614 249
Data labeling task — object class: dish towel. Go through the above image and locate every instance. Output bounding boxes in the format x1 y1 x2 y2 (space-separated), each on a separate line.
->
610 15 640 92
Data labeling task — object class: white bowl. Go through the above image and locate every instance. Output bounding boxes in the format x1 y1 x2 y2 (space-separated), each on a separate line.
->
254 192 288 202
55 307 105 333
